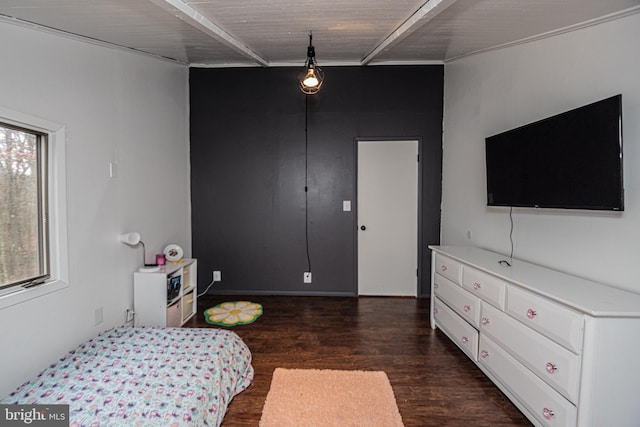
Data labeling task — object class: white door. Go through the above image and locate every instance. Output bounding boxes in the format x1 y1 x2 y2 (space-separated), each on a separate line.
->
357 139 418 296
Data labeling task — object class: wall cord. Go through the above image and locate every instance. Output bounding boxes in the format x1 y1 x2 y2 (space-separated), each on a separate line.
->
509 206 514 261
499 206 515 267
198 278 219 298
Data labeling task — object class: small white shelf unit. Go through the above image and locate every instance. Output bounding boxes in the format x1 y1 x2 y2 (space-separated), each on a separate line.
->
133 259 197 327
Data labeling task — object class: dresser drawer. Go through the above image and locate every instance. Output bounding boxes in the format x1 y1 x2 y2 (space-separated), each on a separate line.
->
479 335 577 427
435 273 481 328
507 286 584 353
481 303 581 404
462 267 506 310
434 253 462 284
434 298 478 361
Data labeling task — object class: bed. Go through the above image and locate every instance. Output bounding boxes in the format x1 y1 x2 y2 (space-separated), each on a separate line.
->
1 327 253 426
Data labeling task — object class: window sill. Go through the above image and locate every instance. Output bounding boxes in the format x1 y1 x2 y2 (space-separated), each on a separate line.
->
0 279 69 310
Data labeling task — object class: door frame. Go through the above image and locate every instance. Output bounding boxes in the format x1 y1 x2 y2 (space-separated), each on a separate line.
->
353 136 424 296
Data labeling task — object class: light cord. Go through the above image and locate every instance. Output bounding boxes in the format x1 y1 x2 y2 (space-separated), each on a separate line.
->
304 95 312 273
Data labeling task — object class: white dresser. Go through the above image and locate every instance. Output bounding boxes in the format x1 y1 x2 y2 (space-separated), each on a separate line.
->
429 246 640 427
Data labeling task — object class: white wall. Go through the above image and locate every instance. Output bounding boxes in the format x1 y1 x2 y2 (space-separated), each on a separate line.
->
0 22 190 396
442 12 640 293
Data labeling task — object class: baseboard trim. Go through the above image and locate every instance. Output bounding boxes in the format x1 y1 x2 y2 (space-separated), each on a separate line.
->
201 289 357 297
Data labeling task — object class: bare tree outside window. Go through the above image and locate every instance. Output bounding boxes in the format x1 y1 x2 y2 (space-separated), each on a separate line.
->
0 123 49 289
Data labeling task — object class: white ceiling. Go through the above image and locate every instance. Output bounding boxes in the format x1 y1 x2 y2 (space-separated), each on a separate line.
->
0 0 639 67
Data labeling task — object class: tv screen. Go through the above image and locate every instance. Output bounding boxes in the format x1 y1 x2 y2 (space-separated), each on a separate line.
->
485 94 623 211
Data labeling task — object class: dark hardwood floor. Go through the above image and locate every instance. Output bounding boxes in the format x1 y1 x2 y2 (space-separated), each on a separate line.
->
186 295 532 426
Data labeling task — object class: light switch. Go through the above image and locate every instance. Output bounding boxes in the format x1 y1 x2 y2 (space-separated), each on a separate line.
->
343 200 351 211
109 161 118 178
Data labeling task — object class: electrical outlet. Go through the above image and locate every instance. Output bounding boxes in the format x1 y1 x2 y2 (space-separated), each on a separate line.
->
304 272 312 283
94 307 103 326
213 271 221 281
126 308 134 323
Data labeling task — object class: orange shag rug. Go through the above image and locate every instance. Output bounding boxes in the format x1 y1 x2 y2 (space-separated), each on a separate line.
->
259 368 404 427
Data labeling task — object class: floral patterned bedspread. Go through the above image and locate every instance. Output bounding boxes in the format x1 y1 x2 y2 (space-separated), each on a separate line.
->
2 327 254 426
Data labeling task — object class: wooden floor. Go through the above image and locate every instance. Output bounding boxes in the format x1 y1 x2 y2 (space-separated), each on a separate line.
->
187 295 532 426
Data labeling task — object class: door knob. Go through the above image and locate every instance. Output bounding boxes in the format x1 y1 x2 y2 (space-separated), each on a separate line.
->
360 225 366 231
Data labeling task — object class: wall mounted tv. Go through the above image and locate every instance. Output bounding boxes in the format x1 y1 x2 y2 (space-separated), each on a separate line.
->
485 94 623 211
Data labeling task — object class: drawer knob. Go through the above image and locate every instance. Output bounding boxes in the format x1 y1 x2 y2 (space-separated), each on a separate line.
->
434 283 439 289
473 282 481 290
546 362 558 374
527 308 537 319
461 336 469 344
543 408 555 419
481 350 489 358
441 265 448 272
463 304 471 312
434 308 439 314
481 317 490 326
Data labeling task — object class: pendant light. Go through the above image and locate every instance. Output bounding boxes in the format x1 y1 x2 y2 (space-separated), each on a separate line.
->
298 31 324 94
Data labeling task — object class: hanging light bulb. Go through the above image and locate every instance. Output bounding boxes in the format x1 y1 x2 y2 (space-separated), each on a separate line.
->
298 31 324 94
302 69 319 88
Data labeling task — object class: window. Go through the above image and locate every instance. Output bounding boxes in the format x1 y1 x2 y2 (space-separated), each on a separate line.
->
0 123 49 290
0 106 68 308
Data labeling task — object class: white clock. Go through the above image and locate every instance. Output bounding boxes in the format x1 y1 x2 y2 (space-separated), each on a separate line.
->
163 244 184 262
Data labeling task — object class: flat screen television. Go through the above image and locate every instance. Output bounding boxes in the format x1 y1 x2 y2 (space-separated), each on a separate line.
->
485 94 623 211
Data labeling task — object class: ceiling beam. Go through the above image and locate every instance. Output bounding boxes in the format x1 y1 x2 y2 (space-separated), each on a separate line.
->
149 0 269 67
361 0 459 65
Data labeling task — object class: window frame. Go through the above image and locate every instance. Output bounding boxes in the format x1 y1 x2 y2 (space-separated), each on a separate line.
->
0 106 69 309
0 122 50 289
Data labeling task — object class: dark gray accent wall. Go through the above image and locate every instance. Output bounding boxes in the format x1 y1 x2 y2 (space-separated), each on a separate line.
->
190 65 443 297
